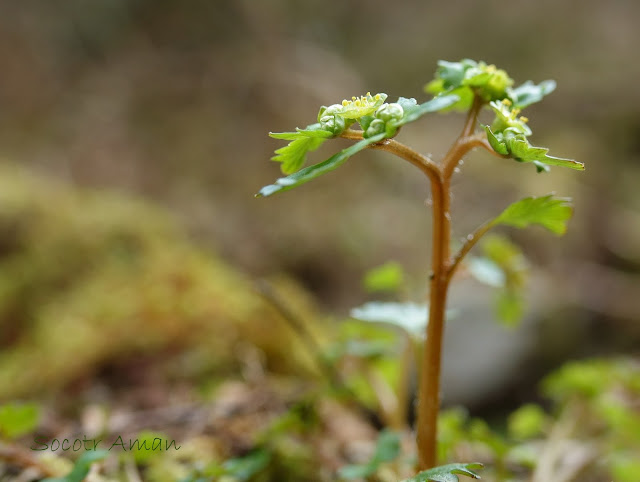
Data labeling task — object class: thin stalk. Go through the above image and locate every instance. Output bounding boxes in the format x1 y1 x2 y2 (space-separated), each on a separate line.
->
417 175 448 469
340 130 440 184
446 220 495 283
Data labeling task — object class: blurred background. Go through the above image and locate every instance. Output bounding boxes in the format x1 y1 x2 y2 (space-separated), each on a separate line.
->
0 0 639 421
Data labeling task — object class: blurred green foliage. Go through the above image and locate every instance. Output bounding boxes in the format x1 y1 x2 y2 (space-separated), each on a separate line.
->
0 164 321 399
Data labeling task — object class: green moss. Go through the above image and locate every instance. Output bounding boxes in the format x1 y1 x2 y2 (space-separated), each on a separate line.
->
0 164 320 399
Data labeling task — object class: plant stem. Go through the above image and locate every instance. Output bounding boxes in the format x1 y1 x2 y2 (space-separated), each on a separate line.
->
446 220 494 283
344 100 494 470
417 95 482 470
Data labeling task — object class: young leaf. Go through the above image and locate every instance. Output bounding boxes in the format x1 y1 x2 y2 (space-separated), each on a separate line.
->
392 94 460 124
507 80 556 109
256 132 386 197
504 131 584 171
494 194 573 235
269 125 333 174
41 450 110 482
401 462 483 482
425 59 513 107
485 126 584 172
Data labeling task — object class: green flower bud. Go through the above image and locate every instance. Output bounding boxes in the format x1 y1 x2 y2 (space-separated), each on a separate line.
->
318 104 342 122
364 118 386 138
375 103 404 122
483 68 514 101
319 114 346 135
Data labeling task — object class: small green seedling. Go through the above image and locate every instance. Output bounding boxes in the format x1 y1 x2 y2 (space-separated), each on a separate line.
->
257 59 583 472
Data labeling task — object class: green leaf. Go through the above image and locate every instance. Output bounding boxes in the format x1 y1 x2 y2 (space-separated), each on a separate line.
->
371 429 401 464
495 290 524 326
426 59 513 105
467 257 504 287
220 449 271 481
363 261 404 293
0 402 40 439
257 132 386 197
130 430 168 463
611 454 640 482
269 125 333 174
484 125 508 155
504 131 584 171
41 450 109 482
485 124 584 172
494 194 573 235
401 462 483 482
393 94 460 125
476 234 528 327
508 80 556 109
350 302 427 336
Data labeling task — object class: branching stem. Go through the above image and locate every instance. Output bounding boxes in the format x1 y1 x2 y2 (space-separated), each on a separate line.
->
343 96 497 470
446 220 495 283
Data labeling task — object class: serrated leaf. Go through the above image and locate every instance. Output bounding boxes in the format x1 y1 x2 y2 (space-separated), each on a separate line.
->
504 131 584 171
485 124 584 172
269 125 333 174
257 132 386 197
393 94 460 126
508 80 556 109
494 194 573 235
41 450 110 482
401 462 483 482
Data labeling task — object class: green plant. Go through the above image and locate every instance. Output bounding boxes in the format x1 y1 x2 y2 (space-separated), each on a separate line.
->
257 59 583 473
